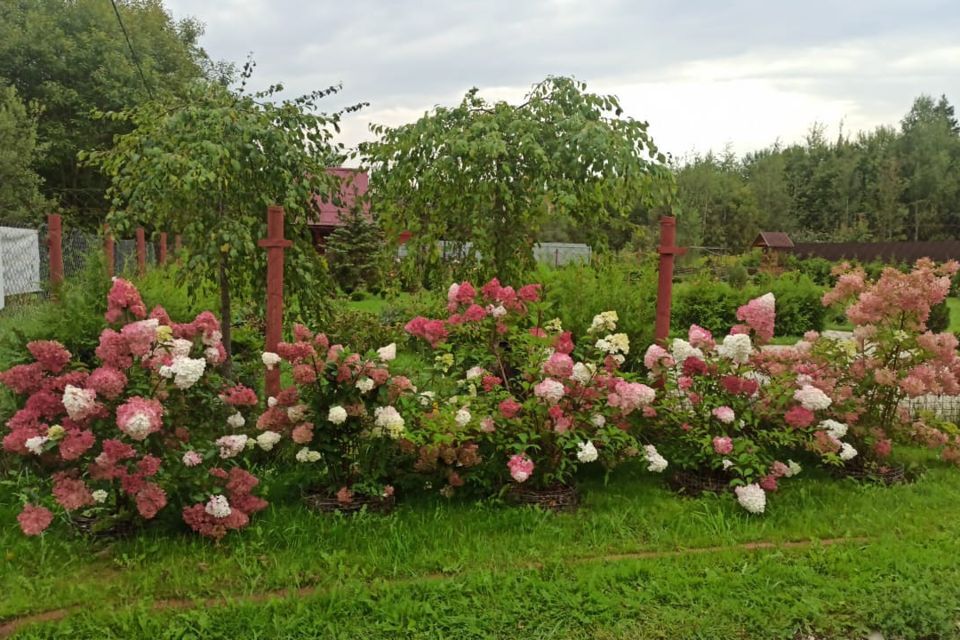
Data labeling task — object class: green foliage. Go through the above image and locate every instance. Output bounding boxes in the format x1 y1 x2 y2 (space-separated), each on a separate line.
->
927 299 950 333
86 63 363 364
724 263 749 288
326 211 384 294
673 273 825 338
324 307 404 355
536 256 658 368
0 83 46 223
0 0 209 224
791 256 835 286
363 76 675 285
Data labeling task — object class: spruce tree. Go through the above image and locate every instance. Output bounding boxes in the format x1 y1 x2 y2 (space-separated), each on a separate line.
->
326 210 383 293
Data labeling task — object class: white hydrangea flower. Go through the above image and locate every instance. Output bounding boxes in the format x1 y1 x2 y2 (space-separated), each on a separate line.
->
489 305 507 319
588 311 618 334
267 396 278 408
577 440 599 463
794 385 832 411
123 412 154 441
717 334 752 364
377 343 397 361
644 444 668 473
204 346 221 364
819 419 847 439
839 442 858 461
465 366 485 381
227 412 246 429
571 362 595 385
785 460 802 477
455 407 471 427
205 495 232 519
373 406 405 439
590 414 606 428
261 352 281 370
295 447 322 463
418 391 435 407
256 430 282 451
202 330 222 348
356 377 375 394
722 459 734 470
171 338 194 358
25 435 48 455
544 317 563 333
91 490 108 504
215 434 248 459
735 483 766 514
670 338 704 364
328 405 348 424
287 404 308 422
169 356 206 390
62 384 96 420
596 333 630 355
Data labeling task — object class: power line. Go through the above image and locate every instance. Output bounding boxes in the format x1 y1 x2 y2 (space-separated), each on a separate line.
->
109 0 154 99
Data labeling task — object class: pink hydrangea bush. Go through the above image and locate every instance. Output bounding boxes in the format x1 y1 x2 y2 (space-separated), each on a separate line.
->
0 278 266 538
404 279 653 492
257 325 416 501
777 259 960 467
647 294 811 512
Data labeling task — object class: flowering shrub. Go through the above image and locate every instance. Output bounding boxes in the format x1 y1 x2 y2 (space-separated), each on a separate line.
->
0 278 266 539
404 279 654 492
258 324 417 503
647 294 813 513
779 259 960 466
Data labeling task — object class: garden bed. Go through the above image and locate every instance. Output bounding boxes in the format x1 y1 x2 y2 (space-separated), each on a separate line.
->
506 483 579 511
303 491 396 515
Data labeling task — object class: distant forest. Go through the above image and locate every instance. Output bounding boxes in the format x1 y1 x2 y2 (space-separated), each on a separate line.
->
671 94 960 251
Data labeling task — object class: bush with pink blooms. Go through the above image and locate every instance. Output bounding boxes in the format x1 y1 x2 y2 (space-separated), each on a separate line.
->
0 278 266 539
404 280 654 493
647 294 815 511
773 259 960 468
257 325 417 503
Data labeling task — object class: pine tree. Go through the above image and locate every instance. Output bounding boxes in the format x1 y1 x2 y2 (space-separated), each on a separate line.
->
325 211 383 293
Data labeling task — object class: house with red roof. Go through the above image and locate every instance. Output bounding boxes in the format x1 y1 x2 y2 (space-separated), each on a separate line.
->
309 168 371 250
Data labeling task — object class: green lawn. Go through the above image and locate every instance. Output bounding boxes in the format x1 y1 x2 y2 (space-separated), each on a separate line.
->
3 451 960 639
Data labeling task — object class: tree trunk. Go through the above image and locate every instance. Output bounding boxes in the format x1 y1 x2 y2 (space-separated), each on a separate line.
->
219 250 233 378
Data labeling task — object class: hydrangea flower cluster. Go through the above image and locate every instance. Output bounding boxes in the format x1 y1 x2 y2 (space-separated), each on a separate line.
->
0 278 264 539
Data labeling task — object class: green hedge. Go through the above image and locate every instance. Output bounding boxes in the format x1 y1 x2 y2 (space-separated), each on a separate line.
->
672 272 826 338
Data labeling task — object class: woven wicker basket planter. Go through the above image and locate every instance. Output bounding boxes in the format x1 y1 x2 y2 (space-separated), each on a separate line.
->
303 491 396 515
507 483 579 512
833 462 911 486
667 469 733 497
70 514 138 539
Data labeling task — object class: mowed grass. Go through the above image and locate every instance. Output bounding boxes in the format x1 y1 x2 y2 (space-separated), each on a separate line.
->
3 452 960 639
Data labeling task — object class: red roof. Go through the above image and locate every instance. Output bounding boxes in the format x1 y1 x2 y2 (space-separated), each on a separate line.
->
310 168 370 227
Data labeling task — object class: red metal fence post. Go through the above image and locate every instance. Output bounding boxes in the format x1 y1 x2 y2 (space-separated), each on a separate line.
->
48 213 64 288
159 232 168 265
258 205 292 397
103 224 115 278
135 227 146 277
655 216 685 345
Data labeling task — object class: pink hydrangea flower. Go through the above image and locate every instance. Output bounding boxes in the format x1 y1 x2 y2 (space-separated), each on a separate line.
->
105 278 147 323
182 451 203 467
518 284 541 302
712 406 735 424
736 293 776 343
116 397 164 441
87 366 127 400
404 316 449 347
52 473 94 511
27 340 71 373
552 331 575 355
607 380 656 415
785 405 815 428
712 436 733 454
534 378 566 404
135 483 167 519
219 384 258 407
17 504 54 536
543 352 574 378
687 325 715 350
507 454 535 483
499 398 522 419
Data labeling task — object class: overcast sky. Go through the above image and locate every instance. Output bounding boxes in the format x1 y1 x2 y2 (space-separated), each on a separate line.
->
165 0 960 160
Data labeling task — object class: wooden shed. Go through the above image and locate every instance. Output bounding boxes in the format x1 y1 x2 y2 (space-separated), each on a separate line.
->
752 231 795 251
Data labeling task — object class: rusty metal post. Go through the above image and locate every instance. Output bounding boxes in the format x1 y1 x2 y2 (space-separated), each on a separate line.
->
135 227 146 276
258 205 292 397
159 232 168 265
174 234 182 253
103 224 115 278
47 214 64 288
655 216 685 345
